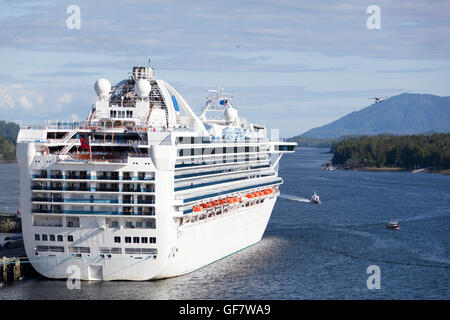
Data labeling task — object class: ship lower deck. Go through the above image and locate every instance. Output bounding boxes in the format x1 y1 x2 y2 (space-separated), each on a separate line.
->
23 196 276 281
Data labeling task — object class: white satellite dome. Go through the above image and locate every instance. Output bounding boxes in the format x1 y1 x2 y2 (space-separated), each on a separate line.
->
135 79 151 98
224 106 238 121
94 78 111 98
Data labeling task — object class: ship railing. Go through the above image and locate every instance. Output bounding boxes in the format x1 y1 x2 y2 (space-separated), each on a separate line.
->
47 138 145 146
31 174 91 180
31 198 121 204
174 172 274 192
20 121 188 132
31 209 155 215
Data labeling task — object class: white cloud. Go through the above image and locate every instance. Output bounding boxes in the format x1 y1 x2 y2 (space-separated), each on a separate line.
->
58 93 73 104
0 88 15 110
69 113 80 121
18 96 33 109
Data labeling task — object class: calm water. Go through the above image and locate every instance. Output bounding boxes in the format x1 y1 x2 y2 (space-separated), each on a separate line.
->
0 148 449 299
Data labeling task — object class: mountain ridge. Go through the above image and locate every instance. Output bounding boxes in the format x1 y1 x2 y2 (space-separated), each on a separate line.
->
299 93 450 139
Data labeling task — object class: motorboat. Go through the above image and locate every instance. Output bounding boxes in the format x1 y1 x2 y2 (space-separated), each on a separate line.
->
386 221 400 230
310 193 320 204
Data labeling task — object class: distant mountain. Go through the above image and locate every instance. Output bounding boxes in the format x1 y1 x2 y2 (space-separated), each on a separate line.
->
300 93 450 139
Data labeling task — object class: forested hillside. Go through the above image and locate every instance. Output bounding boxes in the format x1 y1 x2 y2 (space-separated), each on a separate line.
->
331 133 450 169
0 121 20 162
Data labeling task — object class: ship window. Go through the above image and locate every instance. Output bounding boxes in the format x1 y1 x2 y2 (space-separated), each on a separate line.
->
149 237 156 244
141 237 148 243
57 235 63 242
125 221 133 228
42 234 48 241
111 221 118 228
35 234 40 241
49 235 55 242
67 235 73 242
114 236 121 243
136 222 142 228
133 237 139 243
125 237 131 243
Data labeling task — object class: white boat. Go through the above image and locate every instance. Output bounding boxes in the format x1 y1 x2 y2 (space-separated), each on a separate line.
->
310 193 320 204
386 221 400 230
16 65 297 281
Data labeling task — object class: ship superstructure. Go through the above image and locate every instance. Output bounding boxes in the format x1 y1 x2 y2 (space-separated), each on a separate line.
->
16 66 297 280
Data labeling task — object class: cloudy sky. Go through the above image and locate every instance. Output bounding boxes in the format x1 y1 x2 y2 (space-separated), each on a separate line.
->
1 0 449 137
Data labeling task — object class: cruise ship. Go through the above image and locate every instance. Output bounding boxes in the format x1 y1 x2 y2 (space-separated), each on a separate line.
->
16 65 297 281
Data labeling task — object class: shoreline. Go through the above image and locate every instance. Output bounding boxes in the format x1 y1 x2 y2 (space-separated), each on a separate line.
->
0 160 17 164
337 166 450 175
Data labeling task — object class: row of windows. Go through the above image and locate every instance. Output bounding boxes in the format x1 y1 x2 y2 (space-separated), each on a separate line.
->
178 146 260 157
35 234 156 244
176 137 210 144
35 234 73 242
114 236 156 244
110 110 133 118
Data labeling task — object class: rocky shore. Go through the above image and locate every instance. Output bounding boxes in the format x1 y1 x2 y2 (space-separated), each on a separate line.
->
0 215 21 233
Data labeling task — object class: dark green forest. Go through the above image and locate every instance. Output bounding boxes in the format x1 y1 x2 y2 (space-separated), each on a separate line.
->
331 133 450 169
0 121 20 161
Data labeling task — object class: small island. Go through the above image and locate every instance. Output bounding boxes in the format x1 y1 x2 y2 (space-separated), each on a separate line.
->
330 133 450 174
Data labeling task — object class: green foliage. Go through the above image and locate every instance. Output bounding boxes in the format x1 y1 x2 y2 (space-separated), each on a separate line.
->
331 133 450 169
0 121 20 161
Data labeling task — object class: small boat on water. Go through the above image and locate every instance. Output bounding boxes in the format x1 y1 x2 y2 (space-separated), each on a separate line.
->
310 193 320 204
322 162 334 170
386 221 400 230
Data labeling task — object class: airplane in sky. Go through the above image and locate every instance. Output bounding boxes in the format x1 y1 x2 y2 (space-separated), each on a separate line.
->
369 96 388 103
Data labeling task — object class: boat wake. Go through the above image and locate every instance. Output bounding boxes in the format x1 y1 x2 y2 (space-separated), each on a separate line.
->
279 194 311 203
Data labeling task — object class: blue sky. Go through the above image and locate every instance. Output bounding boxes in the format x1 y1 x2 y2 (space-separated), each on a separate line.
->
0 0 449 137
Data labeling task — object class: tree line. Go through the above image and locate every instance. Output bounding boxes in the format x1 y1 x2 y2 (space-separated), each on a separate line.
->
0 121 20 162
331 133 450 169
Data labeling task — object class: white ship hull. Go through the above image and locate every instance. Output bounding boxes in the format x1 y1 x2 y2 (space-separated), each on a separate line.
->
22 197 275 281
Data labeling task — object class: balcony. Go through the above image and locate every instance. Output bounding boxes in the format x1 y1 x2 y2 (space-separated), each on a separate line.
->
31 209 153 215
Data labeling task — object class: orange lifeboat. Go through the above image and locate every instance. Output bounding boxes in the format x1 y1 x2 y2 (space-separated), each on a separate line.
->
227 198 233 204
246 194 253 199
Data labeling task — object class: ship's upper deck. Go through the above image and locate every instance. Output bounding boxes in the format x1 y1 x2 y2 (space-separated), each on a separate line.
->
17 65 296 165
19 66 270 141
